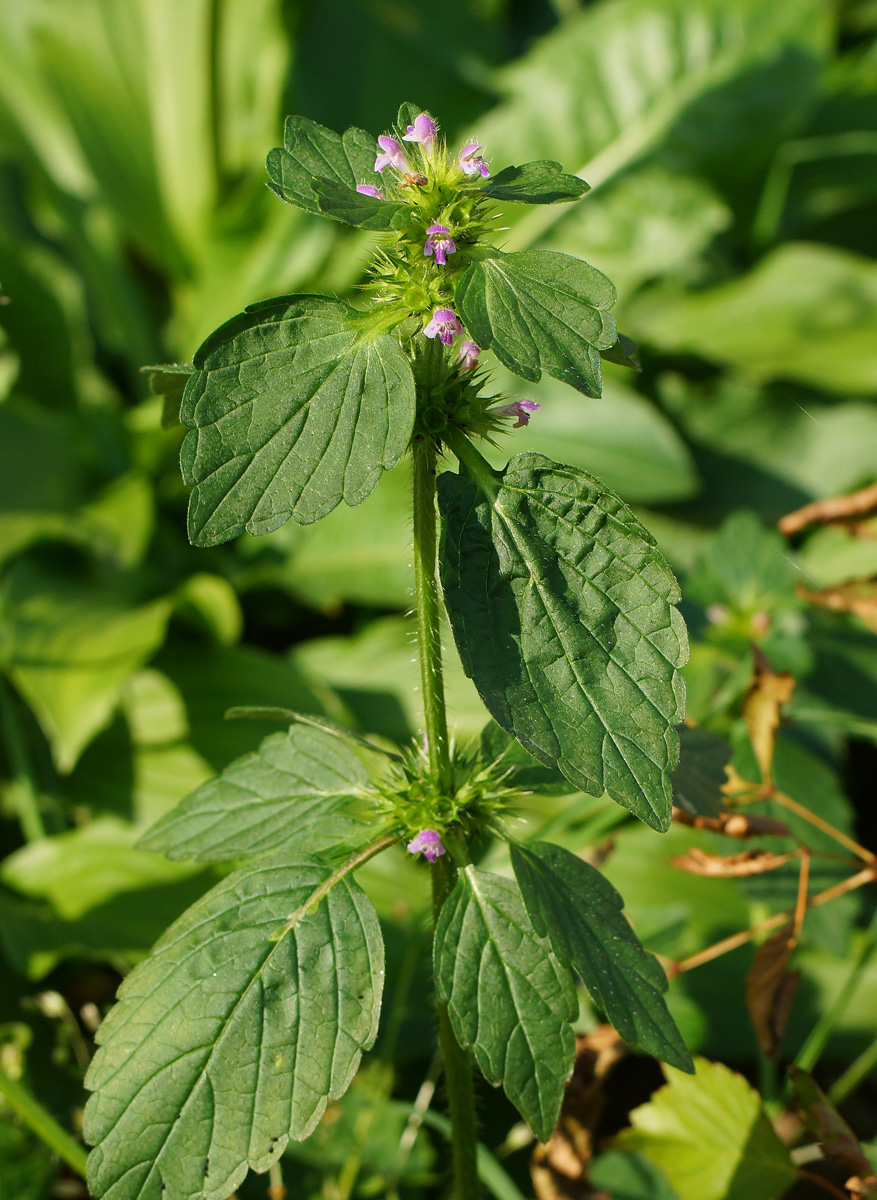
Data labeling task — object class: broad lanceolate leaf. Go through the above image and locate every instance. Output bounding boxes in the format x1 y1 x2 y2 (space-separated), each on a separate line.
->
266 116 391 222
180 295 415 546
434 866 576 1140
439 450 687 830
481 161 590 205
620 1058 796 1200
510 842 692 1072
84 853 384 1200
455 250 617 397
137 725 369 862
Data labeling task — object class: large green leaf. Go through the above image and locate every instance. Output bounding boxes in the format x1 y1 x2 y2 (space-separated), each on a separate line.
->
628 243 877 395
266 115 403 225
180 295 415 546
619 1058 796 1200
454 250 617 397
439 450 687 830
84 853 385 1200
434 866 575 1140
138 724 369 862
481 161 590 205
510 841 692 1071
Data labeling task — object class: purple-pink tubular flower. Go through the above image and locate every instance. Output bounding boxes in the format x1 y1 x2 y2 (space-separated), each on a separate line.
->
458 142 490 178
403 113 437 147
407 829 446 862
497 399 540 428
423 308 463 346
356 183 385 199
423 224 457 266
375 136 407 173
457 341 480 371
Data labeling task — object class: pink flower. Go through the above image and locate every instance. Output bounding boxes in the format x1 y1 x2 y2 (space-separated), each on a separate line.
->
423 224 457 266
407 829 446 862
403 113 437 148
495 399 540 428
423 308 463 346
457 341 480 371
356 184 385 199
375 136 407 173
458 142 490 178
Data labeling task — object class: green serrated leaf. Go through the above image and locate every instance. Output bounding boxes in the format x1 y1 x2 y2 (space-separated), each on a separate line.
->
481 161 590 205
180 295 415 546
137 725 369 862
395 101 425 134
310 176 408 229
439 448 687 829
84 853 385 1200
434 866 575 1140
672 726 731 817
619 1058 797 1200
454 249 617 396
510 841 692 1071
266 116 382 219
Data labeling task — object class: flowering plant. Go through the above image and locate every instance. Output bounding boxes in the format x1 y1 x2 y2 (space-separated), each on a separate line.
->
82 103 691 1200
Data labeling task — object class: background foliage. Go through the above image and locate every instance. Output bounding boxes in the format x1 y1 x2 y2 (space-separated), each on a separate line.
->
1 0 876 1197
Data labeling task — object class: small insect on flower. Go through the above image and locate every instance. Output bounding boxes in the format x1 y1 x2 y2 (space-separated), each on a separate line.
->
407 829 446 862
403 113 438 148
423 224 457 266
423 308 464 346
399 172 429 188
356 184 385 199
457 142 490 178
375 136 407 173
457 341 480 371
495 399 540 428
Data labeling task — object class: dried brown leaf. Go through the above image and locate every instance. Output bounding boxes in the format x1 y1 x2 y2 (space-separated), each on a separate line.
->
670 847 798 878
743 655 795 784
788 1067 875 1179
799 580 877 634
530 1027 624 1200
779 482 877 536
847 1175 877 1198
746 924 800 1058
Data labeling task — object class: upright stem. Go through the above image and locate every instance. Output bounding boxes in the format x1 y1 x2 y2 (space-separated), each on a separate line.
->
432 855 481 1200
412 439 452 794
411 432 480 1198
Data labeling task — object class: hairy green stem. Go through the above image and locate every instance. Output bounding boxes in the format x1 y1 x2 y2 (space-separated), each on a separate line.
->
0 677 46 842
0 1068 88 1178
412 439 452 793
828 1033 877 1107
432 854 481 1200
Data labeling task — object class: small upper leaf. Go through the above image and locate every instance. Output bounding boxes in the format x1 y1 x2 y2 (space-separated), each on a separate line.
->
180 295 415 546
439 451 688 829
510 841 692 1071
266 116 383 220
481 160 590 204
434 866 575 1140
454 249 617 397
84 853 384 1200
137 724 369 862
142 363 194 429
310 177 408 230
600 332 641 371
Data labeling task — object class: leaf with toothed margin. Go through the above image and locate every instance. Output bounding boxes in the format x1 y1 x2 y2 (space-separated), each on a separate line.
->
180 295 414 547
510 841 693 1071
481 161 590 204
434 865 576 1140
454 249 617 397
439 450 687 830
136 724 370 863
310 177 409 229
84 852 385 1200
266 115 385 220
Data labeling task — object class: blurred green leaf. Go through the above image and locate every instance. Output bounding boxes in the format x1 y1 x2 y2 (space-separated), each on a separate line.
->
138 725 369 863
672 726 731 817
629 244 877 395
620 1058 797 1200
685 510 799 616
590 1150 679 1200
181 295 415 545
434 866 576 1141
